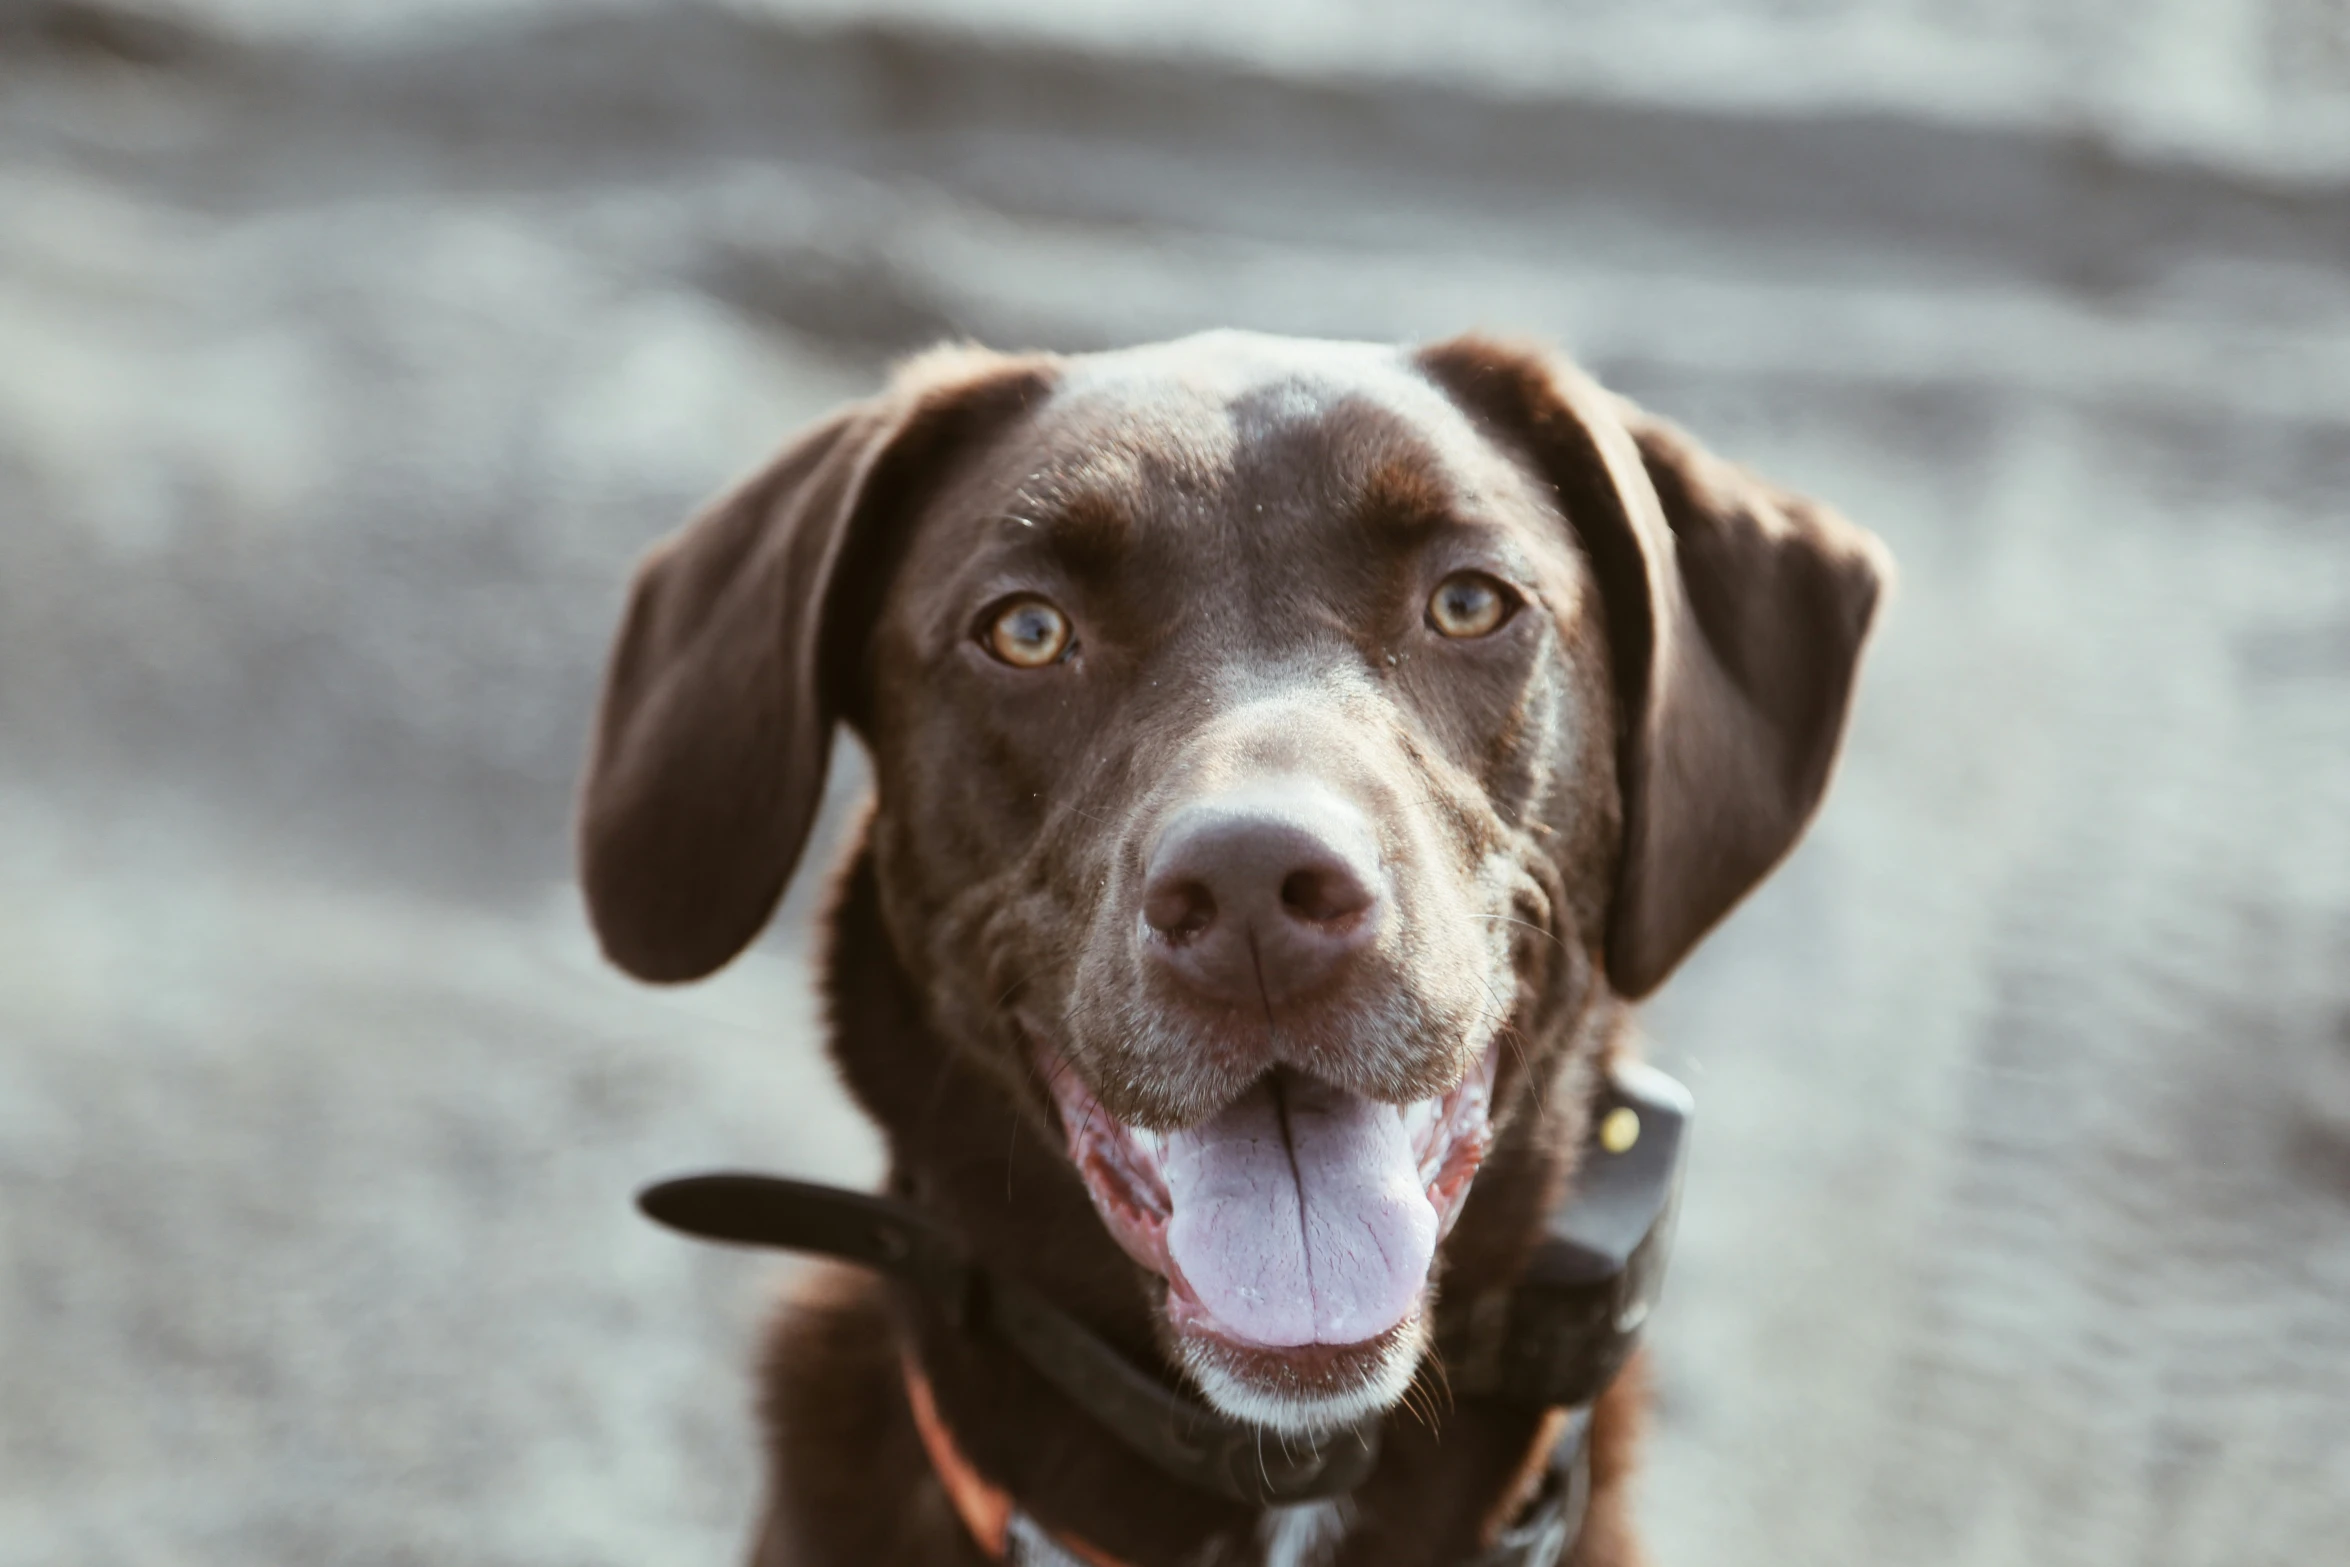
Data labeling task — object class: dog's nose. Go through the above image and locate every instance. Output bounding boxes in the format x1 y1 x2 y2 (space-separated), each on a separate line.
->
1140 783 1383 1008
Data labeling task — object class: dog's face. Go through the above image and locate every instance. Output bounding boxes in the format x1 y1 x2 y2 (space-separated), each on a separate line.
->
579 332 1886 1436
861 341 1620 1425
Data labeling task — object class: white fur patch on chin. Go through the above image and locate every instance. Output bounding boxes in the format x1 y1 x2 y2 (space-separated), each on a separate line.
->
1175 1326 1426 1438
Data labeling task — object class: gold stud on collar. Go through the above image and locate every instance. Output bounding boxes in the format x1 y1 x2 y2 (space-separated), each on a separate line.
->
1598 1107 1641 1154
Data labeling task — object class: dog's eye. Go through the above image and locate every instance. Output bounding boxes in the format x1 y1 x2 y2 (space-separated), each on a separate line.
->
981 596 1073 667
1427 572 1515 639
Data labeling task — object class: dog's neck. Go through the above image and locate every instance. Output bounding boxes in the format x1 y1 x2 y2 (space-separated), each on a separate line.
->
817 851 1621 1567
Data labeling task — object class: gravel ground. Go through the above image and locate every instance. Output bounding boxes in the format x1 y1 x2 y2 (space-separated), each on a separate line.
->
4 5 2348 1564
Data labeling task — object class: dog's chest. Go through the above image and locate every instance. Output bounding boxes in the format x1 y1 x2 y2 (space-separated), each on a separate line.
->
1255 1500 1349 1567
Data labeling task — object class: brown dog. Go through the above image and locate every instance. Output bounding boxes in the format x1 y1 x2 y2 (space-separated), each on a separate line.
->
578 332 1888 1566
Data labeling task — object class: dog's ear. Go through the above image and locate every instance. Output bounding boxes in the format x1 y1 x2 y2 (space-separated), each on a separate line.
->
578 346 1056 983
1416 336 1890 997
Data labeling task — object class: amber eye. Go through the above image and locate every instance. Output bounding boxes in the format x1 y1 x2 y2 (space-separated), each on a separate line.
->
1427 572 1514 638
981 596 1073 667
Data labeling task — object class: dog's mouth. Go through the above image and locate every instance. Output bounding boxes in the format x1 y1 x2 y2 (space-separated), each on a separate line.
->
1043 1044 1497 1427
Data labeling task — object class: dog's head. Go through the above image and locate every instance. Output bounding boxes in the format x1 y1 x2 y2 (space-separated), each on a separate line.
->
580 332 1886 1435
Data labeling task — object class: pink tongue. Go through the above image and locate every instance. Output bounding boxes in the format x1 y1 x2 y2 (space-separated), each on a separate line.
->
1161 1076 1438 1348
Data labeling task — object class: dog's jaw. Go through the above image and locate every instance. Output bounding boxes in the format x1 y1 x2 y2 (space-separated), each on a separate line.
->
1041 1041 1498 1435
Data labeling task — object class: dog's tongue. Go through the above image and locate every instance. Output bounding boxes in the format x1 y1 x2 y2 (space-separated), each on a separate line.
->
1161 1075 1437 1348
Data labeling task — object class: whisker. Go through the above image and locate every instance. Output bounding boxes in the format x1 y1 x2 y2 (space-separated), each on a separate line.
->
1464 911 1576 958
1026 1043 1083 1098
1458 917 1559 1122
1395 1347 1454 1435
1491 1017 1544 1125
988 950 1076 1025
1419 1343 1455 1416
1398 1371 1442 1433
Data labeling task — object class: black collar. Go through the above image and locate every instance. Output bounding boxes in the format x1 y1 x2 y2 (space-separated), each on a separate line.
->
638 1059 1689 1510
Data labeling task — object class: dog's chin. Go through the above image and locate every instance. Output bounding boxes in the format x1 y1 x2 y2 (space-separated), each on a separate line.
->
1172 1314 1428 1436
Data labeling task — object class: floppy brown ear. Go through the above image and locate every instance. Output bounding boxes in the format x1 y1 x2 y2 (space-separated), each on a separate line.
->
577 346 1055 983
1416 336 1891 998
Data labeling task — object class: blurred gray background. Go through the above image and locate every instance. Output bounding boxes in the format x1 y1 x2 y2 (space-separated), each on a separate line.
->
5 1 2349 1562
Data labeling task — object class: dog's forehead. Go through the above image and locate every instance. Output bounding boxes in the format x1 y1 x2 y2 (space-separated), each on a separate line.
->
998 332 1530 516
1053 329 1402 412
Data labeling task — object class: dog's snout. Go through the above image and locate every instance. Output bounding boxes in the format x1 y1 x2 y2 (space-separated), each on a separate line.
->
1140 783 1383 1008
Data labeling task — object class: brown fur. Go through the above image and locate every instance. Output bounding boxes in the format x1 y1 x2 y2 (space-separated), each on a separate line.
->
577 332 1888 1566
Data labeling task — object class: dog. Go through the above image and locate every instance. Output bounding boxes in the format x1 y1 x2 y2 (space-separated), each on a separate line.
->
577 331 1888 1566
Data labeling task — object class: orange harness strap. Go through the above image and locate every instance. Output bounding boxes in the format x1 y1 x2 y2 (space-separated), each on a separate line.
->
901 1357 1134 1567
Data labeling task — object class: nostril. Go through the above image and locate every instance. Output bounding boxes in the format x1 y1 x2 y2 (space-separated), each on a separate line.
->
1280 864 1374 926
1143 878 1217 943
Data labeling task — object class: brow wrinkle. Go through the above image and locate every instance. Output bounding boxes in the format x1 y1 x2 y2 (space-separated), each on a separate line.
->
1004 487 1133 575
1355 451 1457 540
